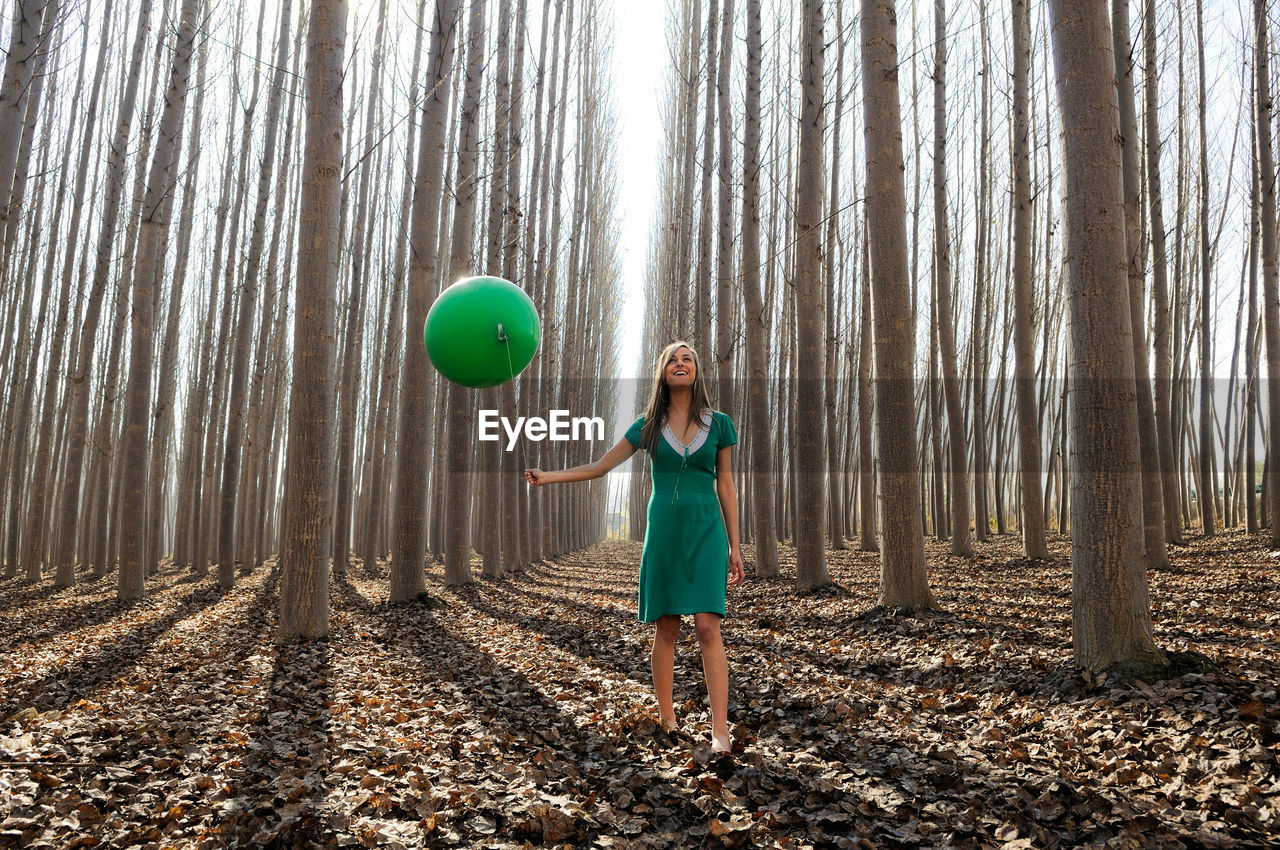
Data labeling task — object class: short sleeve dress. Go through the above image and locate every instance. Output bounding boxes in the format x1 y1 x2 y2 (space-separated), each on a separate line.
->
624 409 739 622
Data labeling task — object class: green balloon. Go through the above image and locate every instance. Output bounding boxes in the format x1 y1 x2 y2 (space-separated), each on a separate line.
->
424 275 540 388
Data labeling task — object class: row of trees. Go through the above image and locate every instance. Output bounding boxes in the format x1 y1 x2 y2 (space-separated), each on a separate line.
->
636 0 1277 669
1 0 1275 671
0 0 626 636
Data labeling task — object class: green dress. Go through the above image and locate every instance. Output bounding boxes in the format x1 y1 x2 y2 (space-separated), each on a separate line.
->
625 409 738 622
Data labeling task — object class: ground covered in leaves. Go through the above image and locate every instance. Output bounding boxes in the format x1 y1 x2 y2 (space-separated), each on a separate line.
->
1 531 1278 848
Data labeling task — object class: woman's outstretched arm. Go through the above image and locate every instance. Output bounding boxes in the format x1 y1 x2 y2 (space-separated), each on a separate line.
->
525 437 637 486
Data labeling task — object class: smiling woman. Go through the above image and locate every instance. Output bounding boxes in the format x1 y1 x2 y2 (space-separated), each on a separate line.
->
524 340 743 754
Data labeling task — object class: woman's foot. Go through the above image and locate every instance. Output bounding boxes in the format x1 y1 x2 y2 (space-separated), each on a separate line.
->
660 714 679 733
711 730 732 754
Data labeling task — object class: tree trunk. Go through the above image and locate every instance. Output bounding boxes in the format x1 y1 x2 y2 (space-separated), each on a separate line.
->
217 0 294 586
0 0 47 246
739 0 777 577
278 0 347 641
824 0 846 551
1112 0 1167 567
1011 0 1046 558
970 0 991 543
1047 0 1164 671
857 234 876 552
1143 0 1183 546
500 0 528 572
932 0 972 558
443 0 488 586
389 0 461 601
794 0 829 591
117 0 202 600
694 0 717 354
1256 0 1280 545
860 0 934 609
1194 0 1215 537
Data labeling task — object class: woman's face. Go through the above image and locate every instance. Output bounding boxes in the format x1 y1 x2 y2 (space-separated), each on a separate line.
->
664 347 696 389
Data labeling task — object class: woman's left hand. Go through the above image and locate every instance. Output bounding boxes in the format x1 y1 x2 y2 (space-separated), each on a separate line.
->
728 546 745 587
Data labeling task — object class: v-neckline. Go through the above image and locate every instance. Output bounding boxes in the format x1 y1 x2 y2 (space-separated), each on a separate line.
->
662 410 712 456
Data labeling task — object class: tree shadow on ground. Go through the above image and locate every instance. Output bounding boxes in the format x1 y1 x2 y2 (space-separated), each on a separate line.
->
514 561 636 603
0 573 220 650
448 580 672 688
2 581 228 717
208 639 335 847
360 605 670 843
381 596 1016 846
331 576 379 613
0 576 86 613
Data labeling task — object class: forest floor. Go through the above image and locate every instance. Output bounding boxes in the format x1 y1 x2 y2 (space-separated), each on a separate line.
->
0 531 1277 849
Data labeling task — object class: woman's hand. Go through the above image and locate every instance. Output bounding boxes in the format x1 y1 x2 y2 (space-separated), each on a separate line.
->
728 545 745 587
525 468 551 486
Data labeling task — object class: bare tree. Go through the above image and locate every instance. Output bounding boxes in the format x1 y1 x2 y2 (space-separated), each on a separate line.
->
117 0 203 599
1048 0 1164 671
218 0 294 587
1194 0 1215 537
1112 0 1167 568
931 0 971 558
389 0 462 602
860 0 934 609
739 0 777 577
1010 0 1046 558
794 0 830 591
857 233 876 552
1256 0 1280 544
0 0 49 250
279 0 348 640
442 0 488 586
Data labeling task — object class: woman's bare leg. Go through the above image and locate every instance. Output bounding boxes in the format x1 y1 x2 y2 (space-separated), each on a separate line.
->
651 615 681 729
694 612 730 748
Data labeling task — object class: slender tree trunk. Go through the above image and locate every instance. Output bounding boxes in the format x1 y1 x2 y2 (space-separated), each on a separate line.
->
1011 0 1046 558
858 234 876 551
860 0 934 608
1143 0 1184 545
218 0 294 586
0 0 47 245
365 0 427 573
117 0 202 600
971 0 991 543
739 0 777 577
390 0 461 601
442 0 488 586
332 0 388 578
694 0 717 353
794 0 829 591
823 0 846 551
1048 0 1163 671
478 0 513 579
278 0 347 641
1113 0 1168 567
713 0 735 410
500 0 529 572
1192 0 1215 538
932 0 972 557
1256 0 1280 545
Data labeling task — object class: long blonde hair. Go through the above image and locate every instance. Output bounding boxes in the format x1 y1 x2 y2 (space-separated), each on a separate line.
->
637 341 714 455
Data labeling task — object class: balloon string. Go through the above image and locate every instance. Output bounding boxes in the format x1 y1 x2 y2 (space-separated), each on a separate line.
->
498 323 515 381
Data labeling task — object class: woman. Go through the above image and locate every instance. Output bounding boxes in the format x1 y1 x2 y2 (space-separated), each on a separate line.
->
524 341 744 753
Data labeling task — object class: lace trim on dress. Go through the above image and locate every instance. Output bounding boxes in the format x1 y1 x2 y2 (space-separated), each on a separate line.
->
662 410 713 456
